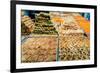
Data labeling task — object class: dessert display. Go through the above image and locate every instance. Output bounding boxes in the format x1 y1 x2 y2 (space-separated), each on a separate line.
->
21 36 57 62
59 33 90 61
50 12 90 61
21 10 90 62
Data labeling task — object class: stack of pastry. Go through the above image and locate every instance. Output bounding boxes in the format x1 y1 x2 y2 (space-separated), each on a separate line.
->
21 15 35 35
